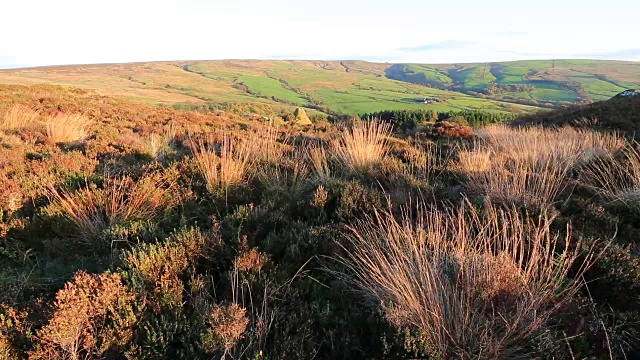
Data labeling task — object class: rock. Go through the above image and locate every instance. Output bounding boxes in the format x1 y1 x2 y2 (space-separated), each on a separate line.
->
614 89 640 98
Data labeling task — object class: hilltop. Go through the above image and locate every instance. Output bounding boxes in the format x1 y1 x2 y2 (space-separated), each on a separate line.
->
515 89 640 136
2 59 635 120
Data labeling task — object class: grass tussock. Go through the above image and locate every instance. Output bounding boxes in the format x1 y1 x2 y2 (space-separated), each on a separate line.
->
332 120 392 173
582 144 640 208
49 176 170 243
244 126 288 165
45 113 92 143
144 124 176 159
340 200 593 359
459 124 626 207
0 104 39 131
192 134 253 193
307 144 331 181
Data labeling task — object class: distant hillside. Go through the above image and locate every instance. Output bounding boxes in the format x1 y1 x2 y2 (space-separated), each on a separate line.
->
1 59 638 118
374 60 640 108
515 90 640 137
0 61 539 117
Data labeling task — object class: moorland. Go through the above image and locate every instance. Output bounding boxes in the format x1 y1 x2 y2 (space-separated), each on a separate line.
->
0 58 639 359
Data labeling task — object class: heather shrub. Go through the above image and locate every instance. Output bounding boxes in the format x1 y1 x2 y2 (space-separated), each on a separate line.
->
0 305 31 360
121 227 222 359
30 271 137 360
201 303 249 355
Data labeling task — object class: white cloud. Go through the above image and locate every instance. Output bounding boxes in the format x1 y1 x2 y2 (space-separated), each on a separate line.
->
1 0 639 67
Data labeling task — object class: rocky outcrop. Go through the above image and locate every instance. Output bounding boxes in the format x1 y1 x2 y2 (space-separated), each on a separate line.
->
614 89 640 98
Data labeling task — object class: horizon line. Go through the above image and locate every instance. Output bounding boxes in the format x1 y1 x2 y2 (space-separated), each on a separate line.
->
1 57 639 71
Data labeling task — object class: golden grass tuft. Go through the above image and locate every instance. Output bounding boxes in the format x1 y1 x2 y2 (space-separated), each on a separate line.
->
144 124 176 159
339 200 593 359
191 134 253 193
582 144 640 208
307 144 331 181
0 104 39 131
48 176 170 244
44 113 92 143
459 124 626 207
332 120 392 173
244 126 288 165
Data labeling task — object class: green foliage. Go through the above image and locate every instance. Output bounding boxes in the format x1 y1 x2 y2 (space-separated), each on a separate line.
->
362 109 517 129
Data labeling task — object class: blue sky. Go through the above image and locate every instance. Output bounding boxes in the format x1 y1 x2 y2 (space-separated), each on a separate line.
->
1 0 639 69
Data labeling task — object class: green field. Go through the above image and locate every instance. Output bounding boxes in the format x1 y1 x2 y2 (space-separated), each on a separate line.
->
382 59 640 105
1 59 638 117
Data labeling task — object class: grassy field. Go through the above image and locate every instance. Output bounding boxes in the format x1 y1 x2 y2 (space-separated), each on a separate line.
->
0 60 539 117
1 59 638 118
382 59 640 106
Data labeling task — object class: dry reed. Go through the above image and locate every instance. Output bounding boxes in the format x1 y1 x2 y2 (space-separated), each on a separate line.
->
49 176 169 243
339 200 593 359
459 124 625 207
582 144 640 208
332 120 392 173
191 134 253 193
45 113 91 143
0 104 39 130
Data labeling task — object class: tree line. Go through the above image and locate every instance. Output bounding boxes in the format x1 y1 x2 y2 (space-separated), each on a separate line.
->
360 109 520 130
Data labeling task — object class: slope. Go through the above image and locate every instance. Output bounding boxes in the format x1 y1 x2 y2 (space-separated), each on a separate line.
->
0 60 539 117
376 59 640 108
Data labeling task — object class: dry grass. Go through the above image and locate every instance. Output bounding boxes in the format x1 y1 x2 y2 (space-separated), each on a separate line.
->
332 120 392 173
244 126 288 165
192 134 253 193
44 113 92 143
48 176 170 244
0 104 39 131
459 124 626 207
144 124 176 159
307 144 331 181
339 200 593 359
582 144 640 208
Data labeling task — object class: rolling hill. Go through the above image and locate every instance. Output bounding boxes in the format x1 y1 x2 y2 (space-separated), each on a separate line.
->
380 59 640 107
0 59 638 118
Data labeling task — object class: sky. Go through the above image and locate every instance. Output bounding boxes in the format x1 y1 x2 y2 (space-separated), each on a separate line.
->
1 0 639 69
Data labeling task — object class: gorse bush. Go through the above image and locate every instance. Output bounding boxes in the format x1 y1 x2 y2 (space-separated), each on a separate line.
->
339 200 593 359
